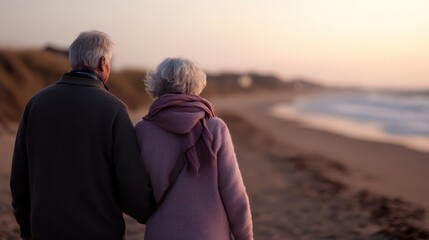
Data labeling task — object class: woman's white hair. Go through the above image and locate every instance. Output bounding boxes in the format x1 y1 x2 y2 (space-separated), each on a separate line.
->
145 57 207 98
69 30 113 69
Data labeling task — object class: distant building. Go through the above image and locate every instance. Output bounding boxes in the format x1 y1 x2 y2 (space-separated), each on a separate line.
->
238 75 253 88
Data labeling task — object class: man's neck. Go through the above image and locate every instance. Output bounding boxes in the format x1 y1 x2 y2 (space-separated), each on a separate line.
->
68 68 109 90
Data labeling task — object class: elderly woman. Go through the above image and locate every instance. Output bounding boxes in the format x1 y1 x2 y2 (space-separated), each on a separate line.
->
135 58 253 240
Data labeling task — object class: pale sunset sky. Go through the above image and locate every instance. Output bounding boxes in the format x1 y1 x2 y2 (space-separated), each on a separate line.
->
1 0 428 89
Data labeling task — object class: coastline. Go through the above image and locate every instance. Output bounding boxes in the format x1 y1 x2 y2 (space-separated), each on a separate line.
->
270 96 429 154
211 90 429 211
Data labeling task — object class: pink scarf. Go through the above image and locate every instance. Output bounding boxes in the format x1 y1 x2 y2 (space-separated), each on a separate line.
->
144 94 216 175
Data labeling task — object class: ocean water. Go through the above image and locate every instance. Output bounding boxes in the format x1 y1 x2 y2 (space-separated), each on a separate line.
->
294 91 429 138
270 90 429 152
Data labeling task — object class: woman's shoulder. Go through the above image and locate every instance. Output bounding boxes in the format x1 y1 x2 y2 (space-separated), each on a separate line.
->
135 118 158 133
207 116 227 127
134 118 145 128
206 116 230 135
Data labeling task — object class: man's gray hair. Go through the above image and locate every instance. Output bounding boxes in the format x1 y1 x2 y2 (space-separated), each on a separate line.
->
69 30 113 69
145 57 207 98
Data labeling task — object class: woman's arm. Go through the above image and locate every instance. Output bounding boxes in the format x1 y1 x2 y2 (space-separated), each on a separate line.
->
216 120 254 240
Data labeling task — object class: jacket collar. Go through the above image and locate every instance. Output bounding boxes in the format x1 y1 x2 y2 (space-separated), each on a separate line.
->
57 69 109 91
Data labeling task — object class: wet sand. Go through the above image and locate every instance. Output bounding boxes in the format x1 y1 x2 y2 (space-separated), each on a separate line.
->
1 90 428 239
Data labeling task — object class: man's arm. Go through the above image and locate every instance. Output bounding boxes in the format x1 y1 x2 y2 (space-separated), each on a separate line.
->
112 107 156 223
10 107 32 239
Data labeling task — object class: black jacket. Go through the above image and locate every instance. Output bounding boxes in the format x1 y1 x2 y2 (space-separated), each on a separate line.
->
10 72 155 240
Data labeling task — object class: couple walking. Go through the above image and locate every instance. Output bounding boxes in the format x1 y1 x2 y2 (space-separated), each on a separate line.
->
10 30 253 240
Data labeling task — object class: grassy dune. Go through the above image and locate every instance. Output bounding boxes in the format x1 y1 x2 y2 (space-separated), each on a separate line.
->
0 48 153 126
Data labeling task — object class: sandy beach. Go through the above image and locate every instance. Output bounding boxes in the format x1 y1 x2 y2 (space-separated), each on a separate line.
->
1 89 428 239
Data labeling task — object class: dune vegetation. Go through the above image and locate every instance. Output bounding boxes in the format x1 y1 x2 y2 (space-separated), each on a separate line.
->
0 48 152 126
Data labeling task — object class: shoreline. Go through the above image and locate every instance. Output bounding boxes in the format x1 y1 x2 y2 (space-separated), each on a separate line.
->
270 98 429 154
210 90 429 215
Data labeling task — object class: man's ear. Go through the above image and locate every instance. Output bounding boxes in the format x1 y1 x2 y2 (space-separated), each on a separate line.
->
98 56 106 72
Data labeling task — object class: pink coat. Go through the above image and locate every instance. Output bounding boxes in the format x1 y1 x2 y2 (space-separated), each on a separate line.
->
135 117 253 240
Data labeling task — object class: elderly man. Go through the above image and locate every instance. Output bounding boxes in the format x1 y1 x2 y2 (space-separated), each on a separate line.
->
10 30 155 240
